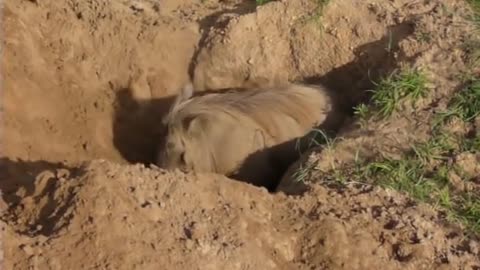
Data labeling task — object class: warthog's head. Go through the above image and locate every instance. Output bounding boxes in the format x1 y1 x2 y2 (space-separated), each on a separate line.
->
155 124 190 172
155 82 269 176
155 83 215 173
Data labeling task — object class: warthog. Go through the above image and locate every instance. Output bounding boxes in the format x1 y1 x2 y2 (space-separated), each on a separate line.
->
155 82 342 190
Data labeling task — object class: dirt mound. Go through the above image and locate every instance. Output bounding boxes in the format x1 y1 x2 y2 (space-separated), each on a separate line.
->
2 0 480 269
277 0 477 192
2 160 479 269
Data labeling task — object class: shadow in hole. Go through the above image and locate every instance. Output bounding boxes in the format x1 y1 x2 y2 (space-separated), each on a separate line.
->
305 22 416 114
112 88 177 164
0 158 85 236
232 119 344 192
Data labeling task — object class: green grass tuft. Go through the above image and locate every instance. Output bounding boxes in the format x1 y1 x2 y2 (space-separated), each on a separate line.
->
411 134 456 165
353 103 369 120
363 158 443 202
369 68 428 118
436 79 480 124
293 0 330 26
463 39 480 69
292 128 336 183
310 123 480 233
452 195 480 232
450 79 480 121
255 0 273 6
294 128 335 155
467 0 480 24
348 145 480 234
415 31 432 43
461 134 480 152
310 0 330 22
292 159 317 183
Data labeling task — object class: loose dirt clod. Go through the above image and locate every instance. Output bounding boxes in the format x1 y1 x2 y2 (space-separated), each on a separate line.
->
2 0 480 269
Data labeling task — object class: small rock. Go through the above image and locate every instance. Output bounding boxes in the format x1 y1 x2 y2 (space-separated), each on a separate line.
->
185 239 194 250
469 241 479 254
56 168 70 179
20 244 34 256
37 235 48 245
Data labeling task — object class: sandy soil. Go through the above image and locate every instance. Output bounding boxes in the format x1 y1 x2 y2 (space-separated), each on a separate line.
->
3 160 480 270
1 0 480 269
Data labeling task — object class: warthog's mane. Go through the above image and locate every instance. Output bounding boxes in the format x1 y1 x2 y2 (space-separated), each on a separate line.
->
163 83 332 136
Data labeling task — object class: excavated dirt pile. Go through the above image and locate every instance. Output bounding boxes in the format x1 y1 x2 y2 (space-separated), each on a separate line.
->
3 160 480 269
1 0 480 269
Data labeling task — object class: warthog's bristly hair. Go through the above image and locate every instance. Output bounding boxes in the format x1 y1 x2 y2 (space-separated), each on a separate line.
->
157 82 338 189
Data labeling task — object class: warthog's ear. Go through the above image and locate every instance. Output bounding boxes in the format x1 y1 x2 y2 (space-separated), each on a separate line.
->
182 114 208 137
163 83 195 125
171 82 194 110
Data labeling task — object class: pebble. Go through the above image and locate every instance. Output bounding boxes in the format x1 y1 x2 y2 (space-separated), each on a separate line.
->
20 244 34 256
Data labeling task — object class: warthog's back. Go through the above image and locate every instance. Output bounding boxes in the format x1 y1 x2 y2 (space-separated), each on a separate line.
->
170 83 333 145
